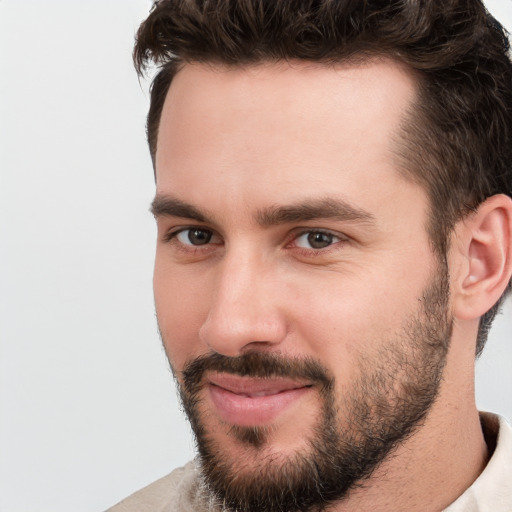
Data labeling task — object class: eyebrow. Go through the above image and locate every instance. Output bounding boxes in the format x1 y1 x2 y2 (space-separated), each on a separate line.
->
256 198 376 227
151 194 375 227
151 196 208 222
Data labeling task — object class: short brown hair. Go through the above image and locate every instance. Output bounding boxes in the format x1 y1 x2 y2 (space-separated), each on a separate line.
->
134 0 512 355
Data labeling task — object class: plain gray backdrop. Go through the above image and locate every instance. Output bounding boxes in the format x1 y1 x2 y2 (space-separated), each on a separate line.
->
1 1 511 511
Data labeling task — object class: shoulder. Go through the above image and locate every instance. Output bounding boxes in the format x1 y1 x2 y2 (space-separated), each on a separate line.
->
105 460 202 512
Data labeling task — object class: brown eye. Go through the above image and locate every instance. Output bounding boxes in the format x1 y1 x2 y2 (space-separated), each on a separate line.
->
295 231 339 249
308 232 333 248
177 228 213 245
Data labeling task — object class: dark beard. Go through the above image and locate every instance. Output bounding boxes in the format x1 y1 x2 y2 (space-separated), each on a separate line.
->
173 267 452 512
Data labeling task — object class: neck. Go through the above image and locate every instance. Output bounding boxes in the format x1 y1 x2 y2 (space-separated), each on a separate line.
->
329 331 488 512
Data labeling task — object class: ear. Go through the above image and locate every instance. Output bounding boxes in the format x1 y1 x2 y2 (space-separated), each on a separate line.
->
452 194 512 320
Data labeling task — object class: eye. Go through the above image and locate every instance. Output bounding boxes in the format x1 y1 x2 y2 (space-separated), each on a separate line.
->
176 228 215 246
294 230 341 249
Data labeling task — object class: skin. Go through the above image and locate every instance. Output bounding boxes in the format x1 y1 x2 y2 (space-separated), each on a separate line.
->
152 59 501 511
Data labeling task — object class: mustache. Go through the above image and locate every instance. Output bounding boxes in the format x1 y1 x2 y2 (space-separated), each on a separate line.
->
181 351 333 395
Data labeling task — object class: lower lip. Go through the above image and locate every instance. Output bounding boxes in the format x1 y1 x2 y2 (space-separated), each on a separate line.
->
208 384 311 426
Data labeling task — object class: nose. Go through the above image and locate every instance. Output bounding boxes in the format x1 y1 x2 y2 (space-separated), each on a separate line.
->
199 251 288 357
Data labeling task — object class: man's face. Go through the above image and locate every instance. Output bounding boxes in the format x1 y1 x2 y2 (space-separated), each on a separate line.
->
153 60 452 510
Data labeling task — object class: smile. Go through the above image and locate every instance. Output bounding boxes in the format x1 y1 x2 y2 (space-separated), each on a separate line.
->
207 373 312 427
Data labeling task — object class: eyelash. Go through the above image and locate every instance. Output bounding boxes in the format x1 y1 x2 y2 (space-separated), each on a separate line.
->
162 227 346 255
162 227 220 256
292 230 343 250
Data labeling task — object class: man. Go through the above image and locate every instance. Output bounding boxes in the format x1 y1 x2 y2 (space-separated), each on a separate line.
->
108 0 512 510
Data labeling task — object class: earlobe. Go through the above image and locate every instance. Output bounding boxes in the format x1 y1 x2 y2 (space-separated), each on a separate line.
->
453 194 512 320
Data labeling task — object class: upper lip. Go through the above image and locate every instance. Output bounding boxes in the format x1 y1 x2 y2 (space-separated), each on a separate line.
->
208 373 311 397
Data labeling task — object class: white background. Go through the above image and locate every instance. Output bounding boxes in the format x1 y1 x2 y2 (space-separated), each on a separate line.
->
0 1 511 511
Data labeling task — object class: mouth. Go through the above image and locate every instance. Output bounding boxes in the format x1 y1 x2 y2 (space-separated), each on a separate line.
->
207 373 313 427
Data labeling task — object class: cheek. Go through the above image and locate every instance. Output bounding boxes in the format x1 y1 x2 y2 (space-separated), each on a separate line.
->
153 257 212 369
288 267 421 370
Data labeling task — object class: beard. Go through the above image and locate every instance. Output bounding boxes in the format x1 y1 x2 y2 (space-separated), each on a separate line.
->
168 264 452 512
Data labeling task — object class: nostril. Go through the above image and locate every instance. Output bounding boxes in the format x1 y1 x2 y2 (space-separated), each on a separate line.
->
199 307 288 358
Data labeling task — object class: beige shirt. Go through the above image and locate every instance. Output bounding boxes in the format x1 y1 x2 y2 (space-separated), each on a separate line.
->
106 413 512 512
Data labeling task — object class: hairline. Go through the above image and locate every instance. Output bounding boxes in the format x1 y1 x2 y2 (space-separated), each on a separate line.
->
149 52 420 165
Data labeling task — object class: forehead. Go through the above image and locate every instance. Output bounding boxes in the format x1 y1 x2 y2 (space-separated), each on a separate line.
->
154 59 421 222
